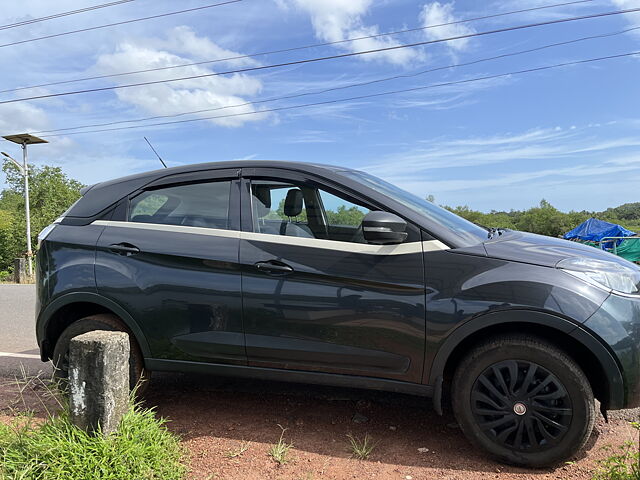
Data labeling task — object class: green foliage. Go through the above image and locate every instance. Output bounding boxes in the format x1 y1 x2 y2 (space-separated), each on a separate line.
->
0 161 83 271
444 199 639 238
592 422 640 480
0 403 186 480
347 433 376 460
268 425 293 465
326 205 366 226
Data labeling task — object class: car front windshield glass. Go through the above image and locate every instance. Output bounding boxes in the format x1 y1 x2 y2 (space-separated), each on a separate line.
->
341 170 488 246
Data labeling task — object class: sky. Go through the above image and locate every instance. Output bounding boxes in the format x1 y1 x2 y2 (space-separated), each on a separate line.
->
0 0 639 213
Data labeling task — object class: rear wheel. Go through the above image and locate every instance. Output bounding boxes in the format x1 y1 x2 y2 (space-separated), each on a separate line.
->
451 335 595 467
52 313 149 395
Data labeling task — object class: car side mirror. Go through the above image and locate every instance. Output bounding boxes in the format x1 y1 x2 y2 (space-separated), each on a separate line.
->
362 211 408 245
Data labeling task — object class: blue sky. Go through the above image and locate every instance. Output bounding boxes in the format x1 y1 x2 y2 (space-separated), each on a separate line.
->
0 0 639 212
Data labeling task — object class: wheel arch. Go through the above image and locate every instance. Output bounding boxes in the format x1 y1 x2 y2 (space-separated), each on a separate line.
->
37 292 151 361
429 309 625 413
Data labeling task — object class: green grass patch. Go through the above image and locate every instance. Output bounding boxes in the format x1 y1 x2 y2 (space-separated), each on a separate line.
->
0 403 186 480
592 422 640 480
346 433 376 460
268 425 293 465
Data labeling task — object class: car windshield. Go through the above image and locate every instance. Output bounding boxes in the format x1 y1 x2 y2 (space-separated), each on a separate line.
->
341 170 488 246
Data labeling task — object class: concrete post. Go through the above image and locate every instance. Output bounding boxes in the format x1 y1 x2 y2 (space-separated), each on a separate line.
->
68 330 130 436
13 258 26 283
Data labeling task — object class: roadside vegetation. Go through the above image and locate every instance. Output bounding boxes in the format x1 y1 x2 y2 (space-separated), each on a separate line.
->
591 422 640 480
0 375 186 480
0 160 83 279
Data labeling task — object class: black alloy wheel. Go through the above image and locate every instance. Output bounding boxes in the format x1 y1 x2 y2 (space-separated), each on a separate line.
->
452 335 595 467
470 360 573 452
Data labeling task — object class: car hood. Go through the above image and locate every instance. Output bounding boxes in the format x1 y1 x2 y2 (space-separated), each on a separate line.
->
481 230 636 268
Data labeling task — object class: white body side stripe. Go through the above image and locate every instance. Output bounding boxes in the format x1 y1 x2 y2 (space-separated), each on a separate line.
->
92 220 449 255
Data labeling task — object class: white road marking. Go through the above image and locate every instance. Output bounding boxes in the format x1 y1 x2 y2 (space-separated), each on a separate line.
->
0 352 40 359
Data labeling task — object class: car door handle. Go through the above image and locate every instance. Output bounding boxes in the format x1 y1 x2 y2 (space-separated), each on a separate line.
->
254 260 294 275
108 243 141 256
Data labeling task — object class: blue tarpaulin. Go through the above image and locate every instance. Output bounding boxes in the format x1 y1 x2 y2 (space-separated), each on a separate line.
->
563 218 636 243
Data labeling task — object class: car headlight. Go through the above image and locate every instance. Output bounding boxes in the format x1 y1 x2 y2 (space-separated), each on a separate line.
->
558 257 640 294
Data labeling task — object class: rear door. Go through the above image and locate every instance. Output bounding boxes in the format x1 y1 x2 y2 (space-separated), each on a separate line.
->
95 169 245 365
240 168 427 383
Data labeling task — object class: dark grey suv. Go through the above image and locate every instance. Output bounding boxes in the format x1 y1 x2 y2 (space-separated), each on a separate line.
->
35 161 640 467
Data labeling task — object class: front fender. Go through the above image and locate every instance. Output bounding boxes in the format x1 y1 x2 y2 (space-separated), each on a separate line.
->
37 291 152 360
427 308 625 410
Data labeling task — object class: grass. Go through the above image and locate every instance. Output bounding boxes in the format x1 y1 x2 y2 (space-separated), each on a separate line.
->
0 372 186 480
225 441 250 459
268 425 294 465
347 433 376 460
592 422 640 480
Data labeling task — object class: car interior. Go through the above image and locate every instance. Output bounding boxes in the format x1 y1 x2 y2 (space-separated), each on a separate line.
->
250 181 369 243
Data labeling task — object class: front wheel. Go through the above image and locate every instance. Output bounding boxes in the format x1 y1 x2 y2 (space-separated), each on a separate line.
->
451 335 595 467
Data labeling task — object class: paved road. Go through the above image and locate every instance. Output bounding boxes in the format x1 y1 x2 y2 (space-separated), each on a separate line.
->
0 284 50 378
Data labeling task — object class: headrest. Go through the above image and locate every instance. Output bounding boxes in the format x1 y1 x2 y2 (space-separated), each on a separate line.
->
284 189 303 217
254 185 271 208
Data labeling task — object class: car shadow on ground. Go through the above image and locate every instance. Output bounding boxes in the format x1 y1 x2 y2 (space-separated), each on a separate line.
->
143 371 602 475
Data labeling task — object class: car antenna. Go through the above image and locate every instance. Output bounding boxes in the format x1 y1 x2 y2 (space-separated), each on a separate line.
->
144 136 167 168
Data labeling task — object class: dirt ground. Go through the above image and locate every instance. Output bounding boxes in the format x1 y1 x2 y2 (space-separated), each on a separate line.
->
2 371 639 480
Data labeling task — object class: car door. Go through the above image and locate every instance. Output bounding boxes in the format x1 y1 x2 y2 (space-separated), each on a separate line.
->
95 169 246 365
240 168 427 383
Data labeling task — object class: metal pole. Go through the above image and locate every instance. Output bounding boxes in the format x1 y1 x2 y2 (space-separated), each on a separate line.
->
22 142 33 277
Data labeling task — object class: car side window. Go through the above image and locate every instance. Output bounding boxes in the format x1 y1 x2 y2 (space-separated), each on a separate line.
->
129 180 232 230
250 180 372 244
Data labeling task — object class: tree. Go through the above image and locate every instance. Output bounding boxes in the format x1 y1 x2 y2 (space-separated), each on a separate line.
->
0 161 84 271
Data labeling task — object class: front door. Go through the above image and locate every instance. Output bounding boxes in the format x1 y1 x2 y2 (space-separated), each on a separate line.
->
240 170 427 383
95 170 245 365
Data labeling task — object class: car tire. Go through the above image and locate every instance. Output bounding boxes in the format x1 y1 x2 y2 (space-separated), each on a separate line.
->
451 334 595 467
52 313 150 395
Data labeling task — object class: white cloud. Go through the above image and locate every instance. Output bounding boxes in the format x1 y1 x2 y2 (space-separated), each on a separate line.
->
610 0 640 37
144 26 257 67
419 2 476 53
0 103 50 134
365 126 640 176
276 0 423 66
93 27 268 128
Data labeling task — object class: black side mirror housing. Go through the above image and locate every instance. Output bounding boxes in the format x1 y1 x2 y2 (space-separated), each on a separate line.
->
362 211 408 245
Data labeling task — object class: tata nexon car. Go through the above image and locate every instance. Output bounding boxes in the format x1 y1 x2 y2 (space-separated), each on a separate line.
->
36 161 640 466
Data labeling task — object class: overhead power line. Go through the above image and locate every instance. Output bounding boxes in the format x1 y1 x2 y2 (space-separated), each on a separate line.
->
38 51 640 138
0 0 598 95
0 0 242 50
2 6 639 106
33 25 640 135
0 0 138 31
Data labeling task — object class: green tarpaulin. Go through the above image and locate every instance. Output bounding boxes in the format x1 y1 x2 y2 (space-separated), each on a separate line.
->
612 238 640 262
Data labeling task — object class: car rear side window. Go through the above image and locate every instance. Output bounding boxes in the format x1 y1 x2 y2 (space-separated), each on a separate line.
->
129 181 232 230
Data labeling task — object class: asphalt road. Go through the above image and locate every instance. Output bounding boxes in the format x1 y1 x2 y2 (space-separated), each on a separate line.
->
0 284 50 378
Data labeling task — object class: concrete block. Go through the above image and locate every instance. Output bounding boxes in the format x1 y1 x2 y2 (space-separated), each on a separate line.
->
68 330 130 436
13 258 26 283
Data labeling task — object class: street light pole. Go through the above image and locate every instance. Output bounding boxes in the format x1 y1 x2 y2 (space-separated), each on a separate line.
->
2 133 48 279
22 142 33 276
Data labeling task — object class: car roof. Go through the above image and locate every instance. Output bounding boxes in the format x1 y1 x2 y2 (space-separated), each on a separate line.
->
82 161 355 193
71 161 360 218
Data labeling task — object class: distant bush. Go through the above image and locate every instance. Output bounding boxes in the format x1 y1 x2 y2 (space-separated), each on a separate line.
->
443 199 639 237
